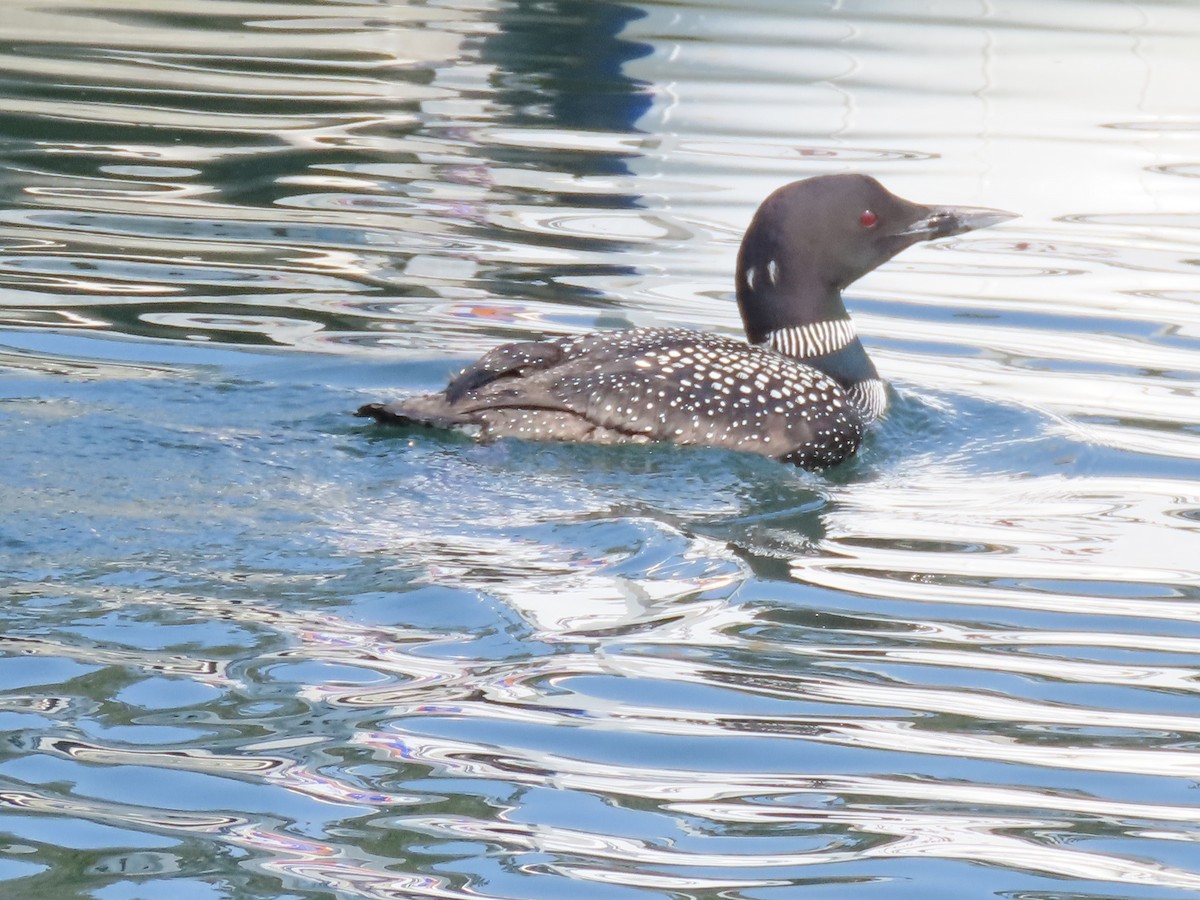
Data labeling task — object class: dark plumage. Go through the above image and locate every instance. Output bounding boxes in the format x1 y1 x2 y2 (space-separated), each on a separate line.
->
357 174 1014 469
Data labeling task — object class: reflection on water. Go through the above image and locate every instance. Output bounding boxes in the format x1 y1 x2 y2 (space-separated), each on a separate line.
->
2 0 1200 898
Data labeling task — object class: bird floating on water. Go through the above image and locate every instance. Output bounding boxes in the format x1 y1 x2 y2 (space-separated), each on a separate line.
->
357 174 1014 470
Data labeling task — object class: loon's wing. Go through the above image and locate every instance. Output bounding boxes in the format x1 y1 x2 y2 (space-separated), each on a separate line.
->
356 336 577 429
444 338 570 403
460 331 866 467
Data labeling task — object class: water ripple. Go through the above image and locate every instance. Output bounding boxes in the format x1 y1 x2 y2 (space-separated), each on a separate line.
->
4 1 1200 898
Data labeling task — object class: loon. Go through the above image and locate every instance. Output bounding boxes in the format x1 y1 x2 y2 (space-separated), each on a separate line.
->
357 174 1014 469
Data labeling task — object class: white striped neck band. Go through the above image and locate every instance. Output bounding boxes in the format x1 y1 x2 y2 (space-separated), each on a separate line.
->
846 377 888 423
764 318 857 359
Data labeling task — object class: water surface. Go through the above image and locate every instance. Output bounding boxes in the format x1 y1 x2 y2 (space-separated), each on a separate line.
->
2 1 1200 898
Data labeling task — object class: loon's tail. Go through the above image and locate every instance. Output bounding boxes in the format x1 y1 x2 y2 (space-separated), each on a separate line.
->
355 394 475 430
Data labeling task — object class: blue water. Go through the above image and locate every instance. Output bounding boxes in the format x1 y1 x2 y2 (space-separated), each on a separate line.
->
3 1 1200 898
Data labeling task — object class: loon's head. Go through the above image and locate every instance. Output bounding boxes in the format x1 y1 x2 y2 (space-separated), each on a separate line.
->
735 174 1015 344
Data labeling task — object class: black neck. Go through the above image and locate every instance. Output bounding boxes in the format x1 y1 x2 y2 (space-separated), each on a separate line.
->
801 337 880 390
736 229 849 344
735 224 877 389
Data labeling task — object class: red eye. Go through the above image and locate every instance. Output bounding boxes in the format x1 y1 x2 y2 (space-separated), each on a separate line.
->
859 209 879 228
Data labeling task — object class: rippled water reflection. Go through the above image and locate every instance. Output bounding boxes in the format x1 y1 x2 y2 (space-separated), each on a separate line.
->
3 0 1200 897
